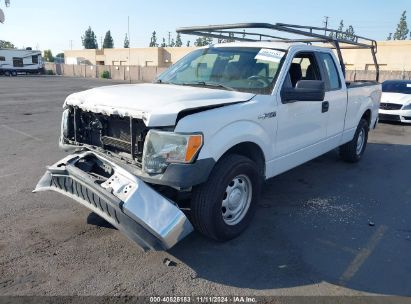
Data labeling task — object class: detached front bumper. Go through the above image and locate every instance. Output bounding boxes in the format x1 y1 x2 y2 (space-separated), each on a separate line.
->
33 151 193 251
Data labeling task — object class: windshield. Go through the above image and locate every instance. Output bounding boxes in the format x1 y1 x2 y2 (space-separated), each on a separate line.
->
382 81 411 94
156 47 285 95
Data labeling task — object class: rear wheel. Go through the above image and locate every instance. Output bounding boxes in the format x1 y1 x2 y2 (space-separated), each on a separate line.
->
190 154 262 241
340 118 369 162
4 71 10 77
11 71 17 77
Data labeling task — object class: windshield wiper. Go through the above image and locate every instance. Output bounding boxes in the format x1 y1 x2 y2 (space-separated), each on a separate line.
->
155 79 175 85
182 81 235 91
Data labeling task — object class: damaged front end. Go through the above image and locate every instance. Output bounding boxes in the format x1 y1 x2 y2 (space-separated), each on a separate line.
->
33 151 193 251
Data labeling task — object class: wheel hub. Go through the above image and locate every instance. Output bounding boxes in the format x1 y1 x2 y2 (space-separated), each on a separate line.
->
222 174 253 226
228 188 242 209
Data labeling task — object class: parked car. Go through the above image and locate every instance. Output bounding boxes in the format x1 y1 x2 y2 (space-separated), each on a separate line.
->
379 80 411 123
34 23 382 251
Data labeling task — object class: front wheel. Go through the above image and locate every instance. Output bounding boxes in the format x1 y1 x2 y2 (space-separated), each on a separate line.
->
190 154 262 241
339 118 369 163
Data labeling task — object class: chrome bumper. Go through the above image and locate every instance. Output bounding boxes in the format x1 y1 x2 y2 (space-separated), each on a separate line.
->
33 151 193 251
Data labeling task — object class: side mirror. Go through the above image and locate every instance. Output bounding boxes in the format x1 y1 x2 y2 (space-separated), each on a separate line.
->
281 80 325 103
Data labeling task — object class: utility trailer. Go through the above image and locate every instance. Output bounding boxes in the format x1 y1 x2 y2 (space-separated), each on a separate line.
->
0 48 44 76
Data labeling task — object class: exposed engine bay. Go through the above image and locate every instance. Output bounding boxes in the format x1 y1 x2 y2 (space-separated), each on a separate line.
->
62 107 149 166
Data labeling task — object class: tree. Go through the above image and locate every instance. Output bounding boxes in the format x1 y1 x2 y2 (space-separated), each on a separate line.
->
82 26 98 49
387 33 393 40
336 20 345 39
175 33 183 47
194 37 204 47
169 38 175 47
393 11 409 40
103 31 114 48
124 34 130 48
186 40 191 47
345 25 355 41
160 38 167 47
0 40 15 48
56 53 64 59
149 31 158 47
194 36 213 47
43 50 54 62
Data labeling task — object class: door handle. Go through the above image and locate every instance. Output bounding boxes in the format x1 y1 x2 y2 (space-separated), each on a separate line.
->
322 101 329 113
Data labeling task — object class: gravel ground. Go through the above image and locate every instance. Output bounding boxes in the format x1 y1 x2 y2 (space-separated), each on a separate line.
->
0 76 410 297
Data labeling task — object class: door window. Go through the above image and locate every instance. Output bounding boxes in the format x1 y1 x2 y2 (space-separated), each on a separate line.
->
13 58 23 67
319 53 341 90
284 53 321 88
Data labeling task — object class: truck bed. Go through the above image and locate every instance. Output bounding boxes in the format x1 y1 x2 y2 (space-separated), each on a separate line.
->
346 81 379 89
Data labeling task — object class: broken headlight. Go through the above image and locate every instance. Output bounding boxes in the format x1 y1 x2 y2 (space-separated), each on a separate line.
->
61 108 71 139
142 130 203 174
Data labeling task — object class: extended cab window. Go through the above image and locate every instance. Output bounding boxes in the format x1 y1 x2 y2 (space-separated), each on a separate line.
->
0 56 5 61
319 53 341 90
284 53 321 88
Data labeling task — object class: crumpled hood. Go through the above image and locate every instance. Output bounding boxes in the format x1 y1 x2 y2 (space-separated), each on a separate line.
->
64 83 255 126
381 92 411 105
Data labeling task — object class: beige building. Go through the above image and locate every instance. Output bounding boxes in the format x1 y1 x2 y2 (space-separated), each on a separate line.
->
65 47 196 67
64 40 411 71
340 40 411 71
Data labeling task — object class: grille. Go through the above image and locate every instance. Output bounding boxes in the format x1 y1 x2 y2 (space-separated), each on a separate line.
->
379 114 401 121
50 175 120 224
379 103 403 110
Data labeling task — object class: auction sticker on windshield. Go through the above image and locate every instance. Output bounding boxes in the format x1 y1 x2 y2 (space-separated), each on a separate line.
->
255 49 285 63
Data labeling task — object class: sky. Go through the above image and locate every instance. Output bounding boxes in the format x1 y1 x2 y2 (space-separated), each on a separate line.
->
0 0 410 53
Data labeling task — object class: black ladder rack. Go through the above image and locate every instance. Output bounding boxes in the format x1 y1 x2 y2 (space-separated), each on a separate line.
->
176 23 379 81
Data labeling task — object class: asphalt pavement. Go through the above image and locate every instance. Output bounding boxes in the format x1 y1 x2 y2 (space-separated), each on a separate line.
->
0 76 410 297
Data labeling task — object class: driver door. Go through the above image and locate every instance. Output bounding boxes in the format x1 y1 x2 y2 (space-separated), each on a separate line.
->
275 52 327 157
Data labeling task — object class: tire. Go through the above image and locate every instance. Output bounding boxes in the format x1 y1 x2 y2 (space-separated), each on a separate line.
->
11 71 17 77
4 71 10 77
340 118 369 163
191 154 262 241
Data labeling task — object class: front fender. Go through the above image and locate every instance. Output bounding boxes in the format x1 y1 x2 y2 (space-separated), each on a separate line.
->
174 97 276 165
199 120 271 163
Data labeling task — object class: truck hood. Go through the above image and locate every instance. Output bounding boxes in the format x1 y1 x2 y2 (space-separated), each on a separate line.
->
64 83 255 126
381 92 411 105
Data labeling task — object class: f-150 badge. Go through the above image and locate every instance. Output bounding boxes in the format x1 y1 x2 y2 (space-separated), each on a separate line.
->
258 112 276 120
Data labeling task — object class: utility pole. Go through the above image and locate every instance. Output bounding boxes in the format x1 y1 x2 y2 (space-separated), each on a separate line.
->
128 16 131 83
100 37 103 49
323 16 330 35
69 40 73 50
168 32 171 47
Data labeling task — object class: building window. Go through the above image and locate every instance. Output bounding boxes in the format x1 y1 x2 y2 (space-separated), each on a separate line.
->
32 55 39 64
13 58 24 67
0 56 5 61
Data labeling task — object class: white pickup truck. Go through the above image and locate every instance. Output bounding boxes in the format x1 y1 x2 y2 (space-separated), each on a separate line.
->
34 23 381 250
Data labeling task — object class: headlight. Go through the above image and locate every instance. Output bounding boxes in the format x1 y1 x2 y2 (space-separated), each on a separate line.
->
402 103 411 110
61 108 71 139
142 130 203 174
